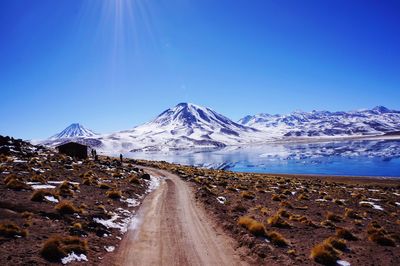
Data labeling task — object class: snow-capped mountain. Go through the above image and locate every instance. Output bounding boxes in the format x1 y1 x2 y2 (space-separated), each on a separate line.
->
40 123 100 147
238 106 400 138
39 104 400 154
49 123 97 139
97 103 264 152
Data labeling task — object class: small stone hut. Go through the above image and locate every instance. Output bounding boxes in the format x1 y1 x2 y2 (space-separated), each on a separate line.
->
56 142 88 159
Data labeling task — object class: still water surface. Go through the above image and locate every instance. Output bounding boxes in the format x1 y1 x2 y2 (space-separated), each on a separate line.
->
126 139 400 177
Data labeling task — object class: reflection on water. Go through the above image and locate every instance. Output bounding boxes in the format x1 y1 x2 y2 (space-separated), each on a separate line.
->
125 139 400 177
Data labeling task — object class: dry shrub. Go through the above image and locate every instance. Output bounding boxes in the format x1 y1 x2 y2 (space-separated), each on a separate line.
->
82 177 97 186
277 209 291 218
368 231 396 246
297 194 309 200
40 236 88 262
323 236 347 251
129 176 140 185
0 222 28 238
367 225 396 247
272 194 281 201
6 179 30 190
112 172 123 178
310 242 339 265
106 189 122 199
57 181 76 197
31 190 58 202
29 174 46 183
98 183 112 189
233 204 247 213
4 174 17 183
21 211 33 219
326 212 343 222
238 216 266 237
320 220 336 228
344 208 362 219
323 195 333 201
267 213 291 228
336 227 357 241
294 205 309 210
267 231 289 247
59 181 79 191
72 223 82 229
272 193 287 201
280 201 293 209
333 199 344 206
241 191 256 200
55 200 80 215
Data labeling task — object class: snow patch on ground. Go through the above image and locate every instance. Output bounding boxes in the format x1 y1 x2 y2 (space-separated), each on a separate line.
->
336 260 351 266
44 195 59 203
31 184 56 190
128 216 141 230
93 208 133 234
216 196 226 204
359 201 384 211
146 175 161 193
48 181 80 185
121 198 140 207
104 246 115 252
61 252 88 264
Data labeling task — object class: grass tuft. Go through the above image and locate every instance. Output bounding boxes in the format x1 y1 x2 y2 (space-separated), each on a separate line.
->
267 231 289 247
240 191 256 200
267 213 291 228
336 227 357 241
326 212 343 222
238 216 266 237
106 189 122 199
323 236 347 251
40 236 88 262
0 222 28 238
31 190 58 202
344 208 362 219
55 200 80 215
310 242 339 266
6 179 30 190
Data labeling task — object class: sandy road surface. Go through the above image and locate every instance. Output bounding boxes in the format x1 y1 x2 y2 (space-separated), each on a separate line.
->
115 167 248 266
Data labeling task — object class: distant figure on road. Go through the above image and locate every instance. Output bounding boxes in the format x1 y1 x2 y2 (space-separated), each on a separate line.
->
120 154 123 163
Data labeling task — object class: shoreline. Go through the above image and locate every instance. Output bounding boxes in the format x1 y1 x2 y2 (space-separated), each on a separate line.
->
135 159 400 185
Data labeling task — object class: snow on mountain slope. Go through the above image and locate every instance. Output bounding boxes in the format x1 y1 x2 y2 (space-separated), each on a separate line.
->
97 103 264 153
38 104 400 154
40 123 100 147
50 123 97 139
239 106 400 138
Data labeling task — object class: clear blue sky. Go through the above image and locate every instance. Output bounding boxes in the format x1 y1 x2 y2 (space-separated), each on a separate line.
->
1 0 399 139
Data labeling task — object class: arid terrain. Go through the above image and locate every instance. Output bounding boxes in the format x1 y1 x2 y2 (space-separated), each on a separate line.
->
136 160 400 266
0 136 157 265
1 135 400 265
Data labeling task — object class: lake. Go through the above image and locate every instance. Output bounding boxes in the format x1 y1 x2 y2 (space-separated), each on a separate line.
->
125 139 400 177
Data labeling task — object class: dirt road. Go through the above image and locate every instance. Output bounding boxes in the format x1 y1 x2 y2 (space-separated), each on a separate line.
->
115 167 248 266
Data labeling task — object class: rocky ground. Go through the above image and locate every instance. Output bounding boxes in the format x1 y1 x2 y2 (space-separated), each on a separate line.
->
2 134 400 266
137 160 400 266
0 136 156 265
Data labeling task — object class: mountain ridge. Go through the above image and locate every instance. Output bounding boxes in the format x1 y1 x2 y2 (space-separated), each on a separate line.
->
41 104 400 153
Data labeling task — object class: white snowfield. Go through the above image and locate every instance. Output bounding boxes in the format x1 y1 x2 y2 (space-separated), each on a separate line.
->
39 103 400 153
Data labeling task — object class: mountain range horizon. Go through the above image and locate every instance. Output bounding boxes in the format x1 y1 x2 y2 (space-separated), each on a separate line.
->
35 102 400 154
48 102 398 136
